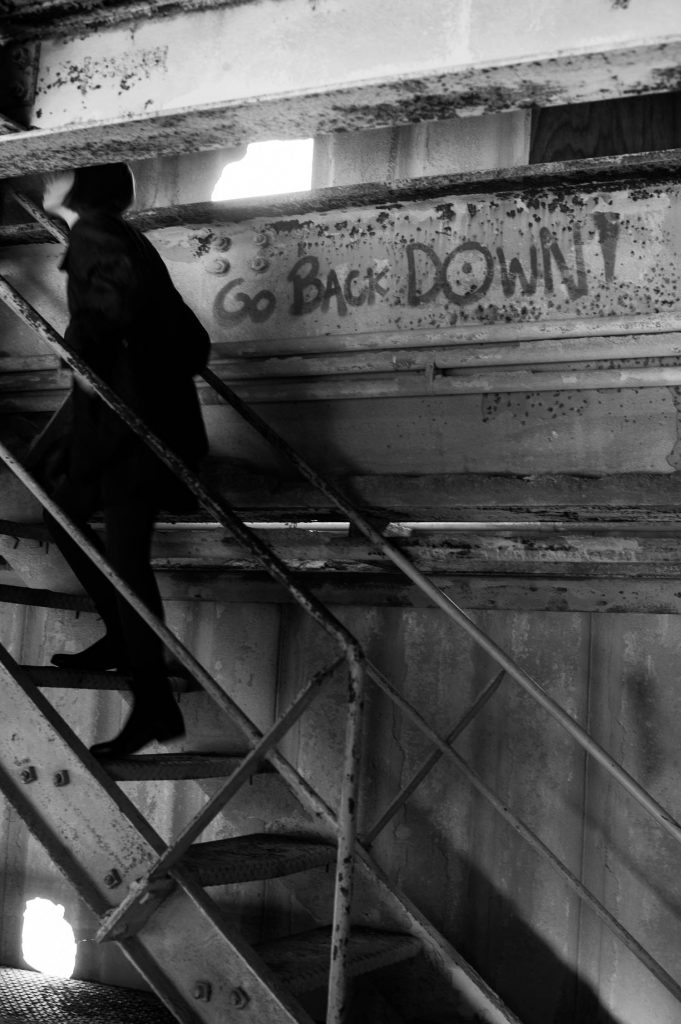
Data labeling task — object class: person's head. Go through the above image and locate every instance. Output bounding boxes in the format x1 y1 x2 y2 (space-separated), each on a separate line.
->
42 163 135 223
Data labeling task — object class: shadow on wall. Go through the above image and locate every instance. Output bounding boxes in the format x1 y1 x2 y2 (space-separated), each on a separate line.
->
368 851 623 1024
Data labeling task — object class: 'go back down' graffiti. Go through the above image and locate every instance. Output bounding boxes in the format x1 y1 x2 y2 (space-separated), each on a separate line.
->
209 191 679 334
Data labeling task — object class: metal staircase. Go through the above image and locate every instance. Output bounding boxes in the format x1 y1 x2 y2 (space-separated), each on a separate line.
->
0 190 680 1024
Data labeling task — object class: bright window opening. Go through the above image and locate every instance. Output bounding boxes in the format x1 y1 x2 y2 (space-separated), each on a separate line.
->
212 138 313 201
22 898 77 978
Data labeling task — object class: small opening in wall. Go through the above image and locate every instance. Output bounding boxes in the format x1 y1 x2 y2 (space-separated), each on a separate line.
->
22 897 77 978
212 138 313 201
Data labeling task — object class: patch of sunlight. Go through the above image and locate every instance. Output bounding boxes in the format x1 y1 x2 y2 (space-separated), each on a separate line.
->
212 138 313 201
22 898 77 978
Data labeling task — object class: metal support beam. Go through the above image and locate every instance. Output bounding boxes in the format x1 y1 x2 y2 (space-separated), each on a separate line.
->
0 2 679 170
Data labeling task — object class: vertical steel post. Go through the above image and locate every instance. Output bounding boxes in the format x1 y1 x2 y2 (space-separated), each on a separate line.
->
326 647 367 1024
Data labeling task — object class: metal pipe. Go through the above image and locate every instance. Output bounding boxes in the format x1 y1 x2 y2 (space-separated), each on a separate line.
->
326 649 367 1024
362 669 506 847
363 659 681 1005
212 334 681 379
209 365 681 403
204 371 681 848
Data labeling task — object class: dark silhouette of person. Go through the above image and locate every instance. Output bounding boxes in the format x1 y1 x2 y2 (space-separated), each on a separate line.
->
39 163 210 758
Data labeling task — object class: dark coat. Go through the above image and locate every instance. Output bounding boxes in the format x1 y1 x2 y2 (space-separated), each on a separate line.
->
61 210 210 510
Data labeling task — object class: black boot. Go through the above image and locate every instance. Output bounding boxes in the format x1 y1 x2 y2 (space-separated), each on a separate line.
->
90 697 184 759
51 633 129 672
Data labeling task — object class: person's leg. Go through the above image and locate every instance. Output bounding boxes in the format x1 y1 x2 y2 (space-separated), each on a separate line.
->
44 479 128 669
89 501 184 758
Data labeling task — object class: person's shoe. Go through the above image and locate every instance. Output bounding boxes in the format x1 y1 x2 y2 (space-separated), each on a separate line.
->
51 634 128 672
90 700 185 759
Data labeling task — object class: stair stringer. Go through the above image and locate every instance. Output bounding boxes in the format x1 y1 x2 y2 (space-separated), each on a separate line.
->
0 644 317 1024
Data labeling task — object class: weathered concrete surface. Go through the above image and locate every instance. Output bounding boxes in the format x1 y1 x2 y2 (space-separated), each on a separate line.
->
0 1 680 170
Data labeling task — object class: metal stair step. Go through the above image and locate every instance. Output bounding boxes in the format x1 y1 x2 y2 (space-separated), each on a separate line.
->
0 584 93 611
102 752 264 781
182 833 336 885
257 927 422 994
24 666 198 693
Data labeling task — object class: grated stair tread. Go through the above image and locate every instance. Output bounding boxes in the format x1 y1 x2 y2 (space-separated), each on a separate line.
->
0 966 175 1024
257 926 421 994
182 833 336 885
103 752 261 781
24 666 198 693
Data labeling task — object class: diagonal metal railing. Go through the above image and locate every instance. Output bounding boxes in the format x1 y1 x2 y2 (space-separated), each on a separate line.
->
4 192 681 1014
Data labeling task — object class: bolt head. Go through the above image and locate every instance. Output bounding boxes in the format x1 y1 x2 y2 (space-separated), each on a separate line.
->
19 766 37 784
253 232 269 246
192 981 212 1002
11 47 32 69
53 770 70 787
213 236 232 252
250 256 269 273
229 987 249 1009
9 81 29 101
205 257 230 275
104 869 122 889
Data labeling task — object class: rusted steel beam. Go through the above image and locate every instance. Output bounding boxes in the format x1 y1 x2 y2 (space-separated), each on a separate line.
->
365 661 681 1010
0 1 259 43
196 469 681 523
7 517 681 574
151 573 681 614
5 148 681 248
5 465 681 526
1 4 681 171
112 527 681 573
12 360 681 404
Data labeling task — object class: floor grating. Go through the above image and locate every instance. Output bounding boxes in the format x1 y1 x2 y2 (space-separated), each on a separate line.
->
0 967 176 1023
